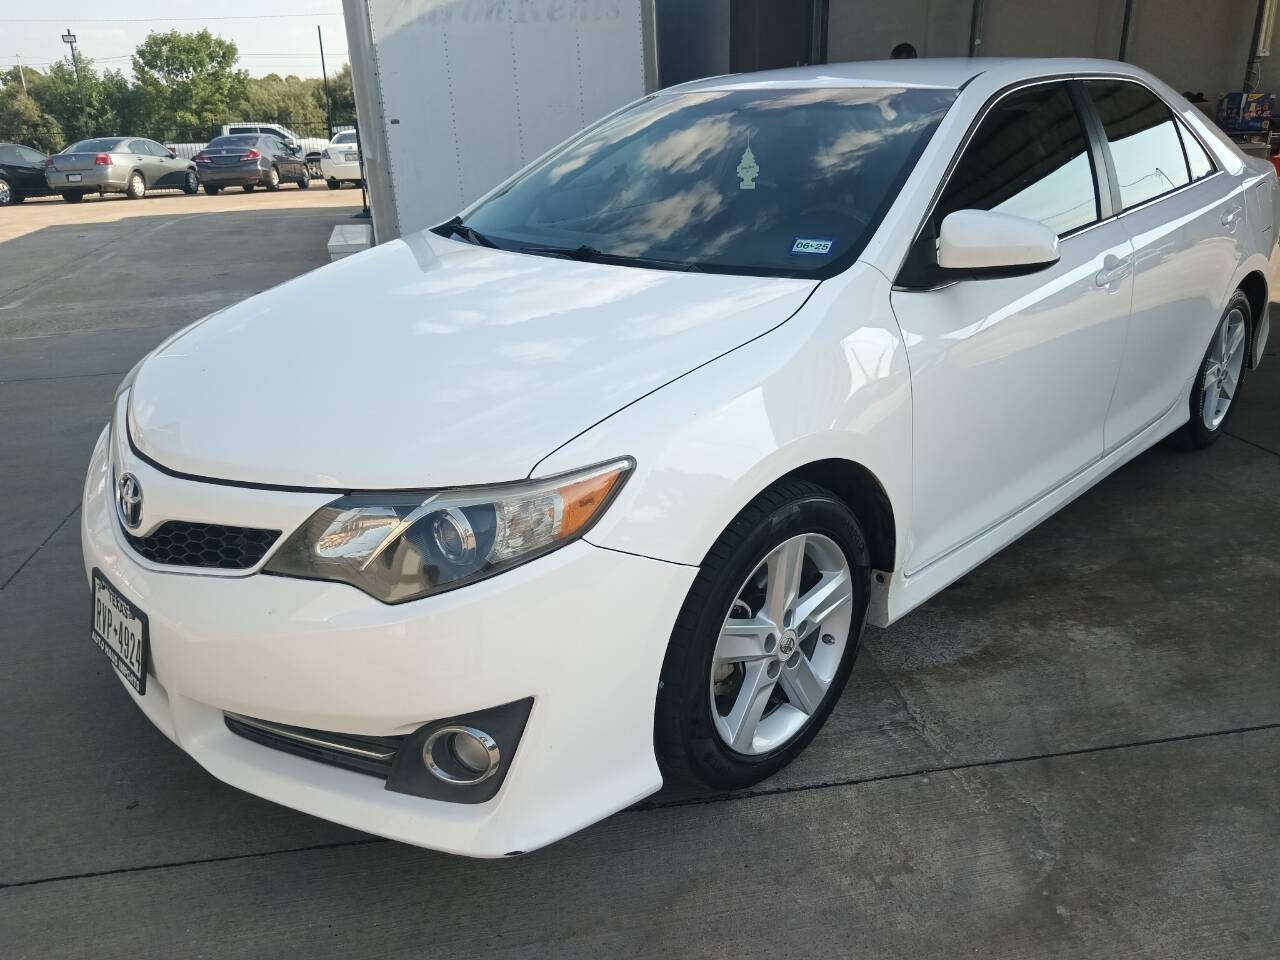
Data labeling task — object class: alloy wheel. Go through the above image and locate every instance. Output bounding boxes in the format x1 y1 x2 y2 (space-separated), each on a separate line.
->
709 533 854 755
1202 307 1247 430
0 179 11 205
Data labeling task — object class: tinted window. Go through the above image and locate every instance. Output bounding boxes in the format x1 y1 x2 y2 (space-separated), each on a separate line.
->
461 86 956 277
1087 81 1190 209
0 145 18 163
937 83 1098 235
17 146 45 164
64 138 126 153
207 135 260 148
1177 121 1215 180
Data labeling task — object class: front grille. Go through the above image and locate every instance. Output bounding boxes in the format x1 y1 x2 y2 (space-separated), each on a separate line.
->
224 713 403 778
125 521 280 569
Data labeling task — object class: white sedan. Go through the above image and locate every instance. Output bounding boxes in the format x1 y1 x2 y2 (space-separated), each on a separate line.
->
82 58 1273 857
319 129 361 188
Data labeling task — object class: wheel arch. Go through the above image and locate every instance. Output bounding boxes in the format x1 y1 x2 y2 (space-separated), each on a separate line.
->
1237 269 1268 369
772 458 896 575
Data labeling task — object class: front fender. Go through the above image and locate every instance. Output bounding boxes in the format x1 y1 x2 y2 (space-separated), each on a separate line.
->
531 265 913 577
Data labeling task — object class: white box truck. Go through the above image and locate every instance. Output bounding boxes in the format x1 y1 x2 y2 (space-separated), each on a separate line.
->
340 0 659 243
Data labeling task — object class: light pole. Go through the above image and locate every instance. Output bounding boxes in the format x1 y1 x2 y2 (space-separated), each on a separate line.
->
61 28 87 135
318 25 334 140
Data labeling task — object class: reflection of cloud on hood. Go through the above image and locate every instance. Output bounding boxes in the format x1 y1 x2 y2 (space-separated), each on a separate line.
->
639 116 734 174
548 91 731 183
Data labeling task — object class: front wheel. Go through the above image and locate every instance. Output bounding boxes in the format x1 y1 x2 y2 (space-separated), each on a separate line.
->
0 176 14 206
297 170 310 189
654 480 870 791
1172 290 1252 449
182 170 199 195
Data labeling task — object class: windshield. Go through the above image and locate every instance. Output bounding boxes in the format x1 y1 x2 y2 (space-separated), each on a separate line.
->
63 138 125 153
208 135 260 148
457 86 955 276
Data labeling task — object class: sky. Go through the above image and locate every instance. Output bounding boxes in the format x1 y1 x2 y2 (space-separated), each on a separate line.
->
1 3 350 81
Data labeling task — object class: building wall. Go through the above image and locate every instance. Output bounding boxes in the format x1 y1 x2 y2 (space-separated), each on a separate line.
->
825 0 1276 100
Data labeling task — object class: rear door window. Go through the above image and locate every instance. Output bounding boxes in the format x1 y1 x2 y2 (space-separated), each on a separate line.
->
1177 122 1215 181
936 81 1100 236
1085 81 1191 209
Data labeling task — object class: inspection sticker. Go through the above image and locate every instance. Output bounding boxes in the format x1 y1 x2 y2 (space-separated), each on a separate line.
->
791 237 835 255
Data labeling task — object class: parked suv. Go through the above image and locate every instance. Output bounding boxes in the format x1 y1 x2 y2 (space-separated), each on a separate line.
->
44 137 199 202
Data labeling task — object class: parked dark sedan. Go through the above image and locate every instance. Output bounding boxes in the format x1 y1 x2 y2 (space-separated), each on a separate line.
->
193 134 311 194
0 142 54 205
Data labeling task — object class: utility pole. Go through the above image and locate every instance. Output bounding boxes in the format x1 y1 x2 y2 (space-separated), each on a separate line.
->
318 25 333 140
15 53 28 93
61 29 87 134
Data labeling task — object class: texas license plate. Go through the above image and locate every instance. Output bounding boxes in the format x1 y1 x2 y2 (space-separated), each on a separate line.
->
67 174 82 182
90 569 149 694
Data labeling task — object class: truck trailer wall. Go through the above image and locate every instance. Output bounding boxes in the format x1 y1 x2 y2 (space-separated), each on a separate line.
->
347 0 654 240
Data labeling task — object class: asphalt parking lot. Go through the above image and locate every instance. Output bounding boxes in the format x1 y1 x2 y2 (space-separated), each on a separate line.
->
1 189 1277 958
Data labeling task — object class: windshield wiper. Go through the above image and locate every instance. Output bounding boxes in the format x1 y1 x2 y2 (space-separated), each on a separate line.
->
515 243 701 272
436 215 496 248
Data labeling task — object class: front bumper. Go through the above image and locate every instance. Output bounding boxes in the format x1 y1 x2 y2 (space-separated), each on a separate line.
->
81 420 695 856
45 167 127 192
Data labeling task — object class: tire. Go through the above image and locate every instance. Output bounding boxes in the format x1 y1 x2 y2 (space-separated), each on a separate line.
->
326 178 341 190
654 479 871 791
297 170 310 189
0 176 14 206
203 184 221 195
182 170 199 195
126 171 146 200
62 191 84 203
243 184 256 193
1171 290 1252 449
265 166 281 191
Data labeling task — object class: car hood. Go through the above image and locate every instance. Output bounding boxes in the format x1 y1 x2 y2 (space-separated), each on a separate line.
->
128 232 816 489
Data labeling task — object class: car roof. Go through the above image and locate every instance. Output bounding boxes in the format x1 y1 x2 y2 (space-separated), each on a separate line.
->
668 57 1154 93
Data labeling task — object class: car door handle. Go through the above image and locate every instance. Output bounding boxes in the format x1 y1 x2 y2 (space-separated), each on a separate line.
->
1095 257 1132 287
1221 206 1242 230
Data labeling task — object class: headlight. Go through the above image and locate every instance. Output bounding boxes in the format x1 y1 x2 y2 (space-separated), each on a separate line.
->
264 458 633 603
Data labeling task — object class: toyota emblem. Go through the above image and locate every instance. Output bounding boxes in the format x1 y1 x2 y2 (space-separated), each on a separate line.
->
116 473 144 530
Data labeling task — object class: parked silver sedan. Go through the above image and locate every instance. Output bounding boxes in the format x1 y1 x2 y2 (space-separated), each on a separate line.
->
44 137 199 203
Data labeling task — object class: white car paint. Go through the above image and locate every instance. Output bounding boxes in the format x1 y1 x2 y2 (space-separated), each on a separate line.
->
82 57 1273 856
319 131 361 183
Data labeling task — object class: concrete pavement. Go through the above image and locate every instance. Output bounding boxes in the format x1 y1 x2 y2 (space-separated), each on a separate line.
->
1 191 1277 958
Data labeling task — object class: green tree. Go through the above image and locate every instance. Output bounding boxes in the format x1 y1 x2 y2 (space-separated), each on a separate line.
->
240 73 326 130
132 30 248 141
0 85 64 152
313 62 356 124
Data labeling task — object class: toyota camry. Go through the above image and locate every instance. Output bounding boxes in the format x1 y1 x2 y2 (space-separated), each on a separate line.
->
82 58 1274 857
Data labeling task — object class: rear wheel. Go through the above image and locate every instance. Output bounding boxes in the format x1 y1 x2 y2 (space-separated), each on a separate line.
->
61 191 84 203
126 171 146 200
654 480 870 791
1172 290 1251 449
203 184 221 195
265 166 281 191
326 178 341 190
182 170 199 195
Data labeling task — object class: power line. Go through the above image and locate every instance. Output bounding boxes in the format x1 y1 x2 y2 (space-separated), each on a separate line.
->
1 14 344 22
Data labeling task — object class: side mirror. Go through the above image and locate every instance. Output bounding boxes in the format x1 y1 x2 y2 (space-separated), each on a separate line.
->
167 148 177 159
289 143 302 155
937 209 1060 276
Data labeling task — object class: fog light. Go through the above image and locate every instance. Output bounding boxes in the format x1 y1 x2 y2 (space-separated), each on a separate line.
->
422 725 500 785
